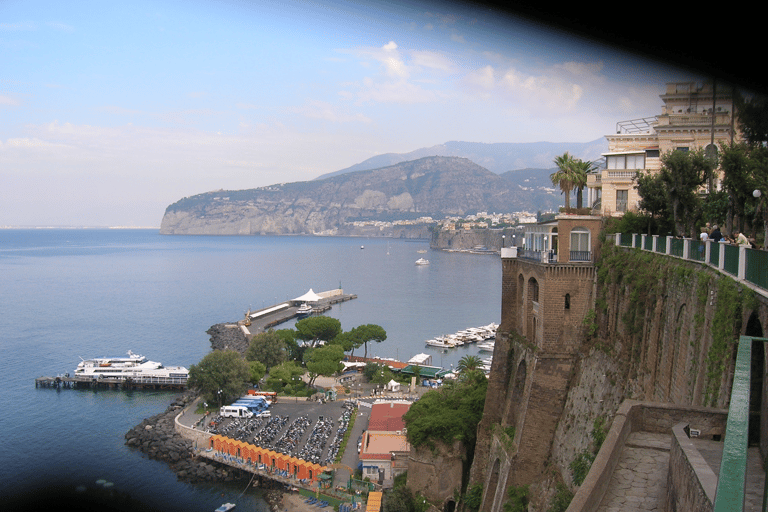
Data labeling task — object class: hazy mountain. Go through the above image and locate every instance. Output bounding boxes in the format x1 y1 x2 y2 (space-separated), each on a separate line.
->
316 139 607 179
160 156 566 235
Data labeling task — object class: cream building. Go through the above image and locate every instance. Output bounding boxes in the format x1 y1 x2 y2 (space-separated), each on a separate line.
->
587 81 741 216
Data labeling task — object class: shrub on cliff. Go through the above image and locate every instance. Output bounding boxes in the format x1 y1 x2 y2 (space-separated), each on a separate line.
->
403 369 487 452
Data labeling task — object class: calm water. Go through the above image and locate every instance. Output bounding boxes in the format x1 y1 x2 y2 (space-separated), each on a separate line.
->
0 229 500 511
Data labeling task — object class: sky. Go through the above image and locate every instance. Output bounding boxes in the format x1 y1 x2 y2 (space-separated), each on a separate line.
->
1 0 704 227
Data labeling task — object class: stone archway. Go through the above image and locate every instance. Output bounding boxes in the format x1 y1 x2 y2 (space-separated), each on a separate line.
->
482 458 501 512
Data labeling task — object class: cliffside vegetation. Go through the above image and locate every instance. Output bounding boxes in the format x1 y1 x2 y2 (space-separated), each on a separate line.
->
594 239 758 406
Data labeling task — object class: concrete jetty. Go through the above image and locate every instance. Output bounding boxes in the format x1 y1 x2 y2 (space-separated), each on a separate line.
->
238 289 357 340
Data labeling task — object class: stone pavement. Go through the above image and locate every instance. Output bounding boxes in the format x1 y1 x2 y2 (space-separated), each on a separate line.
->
596 432 766 512
597 432 671 512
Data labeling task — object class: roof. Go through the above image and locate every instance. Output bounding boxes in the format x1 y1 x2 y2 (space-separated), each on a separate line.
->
368 401 411 432
400 364 450 379
294 289 323 302
345 355 409 370
359 432 410 460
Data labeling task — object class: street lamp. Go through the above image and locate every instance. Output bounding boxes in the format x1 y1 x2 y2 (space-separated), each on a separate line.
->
754 189 762 199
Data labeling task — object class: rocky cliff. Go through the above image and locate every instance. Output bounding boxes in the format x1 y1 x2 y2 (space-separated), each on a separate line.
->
160 156 560 236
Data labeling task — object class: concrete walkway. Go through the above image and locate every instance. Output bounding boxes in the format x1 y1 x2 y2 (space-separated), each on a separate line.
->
597 432 765 512
597 432 671 512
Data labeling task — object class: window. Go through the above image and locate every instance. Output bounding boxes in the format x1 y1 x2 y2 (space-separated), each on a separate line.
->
570 227 591 261
616 190 628 212
606 153 645 170
646 149 660 158
565 294 571 310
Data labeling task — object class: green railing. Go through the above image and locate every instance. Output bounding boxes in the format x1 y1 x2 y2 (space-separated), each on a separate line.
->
746 249 768 290
713 336 768 512
710 244 721 267
614 234 767 296
669 238 684 257
690 240 706 262
724 244 740 276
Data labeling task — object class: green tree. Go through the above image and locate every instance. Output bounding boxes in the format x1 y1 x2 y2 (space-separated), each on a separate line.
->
303 343 345 387
457 355 483 375
245 329 288 370
658 149 711 236
187 349 252 406
720 142 758 235
403 369 488 451
248 360 266 385
264 361 305 394
572 159 596 209
551 152 576 210
294 316 342 348
736 92 768 146
344 324 387 359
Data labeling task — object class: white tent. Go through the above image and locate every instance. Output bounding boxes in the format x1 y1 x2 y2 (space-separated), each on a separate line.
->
386 379 401 392
293 289 323 302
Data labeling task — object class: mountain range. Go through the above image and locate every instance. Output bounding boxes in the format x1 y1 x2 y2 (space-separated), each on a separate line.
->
159 139 608 236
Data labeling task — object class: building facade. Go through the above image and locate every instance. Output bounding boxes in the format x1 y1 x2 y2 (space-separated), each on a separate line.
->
469 215 602 512
587 81 741 216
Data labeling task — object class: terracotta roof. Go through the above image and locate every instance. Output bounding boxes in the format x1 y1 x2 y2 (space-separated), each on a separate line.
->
368 401 411 431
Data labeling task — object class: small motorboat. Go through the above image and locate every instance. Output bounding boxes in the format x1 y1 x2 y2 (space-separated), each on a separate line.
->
215 503 236 512
415 258 429 265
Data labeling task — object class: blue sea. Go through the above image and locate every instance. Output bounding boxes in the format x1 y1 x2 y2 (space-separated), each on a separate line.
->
0 229 500 511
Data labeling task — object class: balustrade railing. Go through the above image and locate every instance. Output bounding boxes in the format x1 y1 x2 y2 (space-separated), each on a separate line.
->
615 234 767 295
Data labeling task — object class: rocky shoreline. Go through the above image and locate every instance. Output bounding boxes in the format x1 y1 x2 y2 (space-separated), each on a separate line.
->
124 392 247 484
207 322 249 353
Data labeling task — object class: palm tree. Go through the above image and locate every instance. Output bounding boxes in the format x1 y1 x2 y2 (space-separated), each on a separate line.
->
457 355 483 374
572 159 597 209
551 152 576 210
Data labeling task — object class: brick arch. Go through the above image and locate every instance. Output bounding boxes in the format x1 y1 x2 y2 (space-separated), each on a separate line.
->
504 359 527 431
526 277 538 343
482 458 501 512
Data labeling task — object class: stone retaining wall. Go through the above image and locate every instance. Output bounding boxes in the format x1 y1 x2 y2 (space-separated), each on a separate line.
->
565 401 727 512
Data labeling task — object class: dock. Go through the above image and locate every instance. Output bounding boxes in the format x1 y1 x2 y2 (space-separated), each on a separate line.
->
35 374 187 390
239 288 357 339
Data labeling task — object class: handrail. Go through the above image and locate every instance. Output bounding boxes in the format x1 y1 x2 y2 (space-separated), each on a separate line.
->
713 336 767 511
614 234 768 298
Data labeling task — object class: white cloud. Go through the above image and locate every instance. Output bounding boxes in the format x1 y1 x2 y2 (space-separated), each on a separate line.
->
0 95 20 106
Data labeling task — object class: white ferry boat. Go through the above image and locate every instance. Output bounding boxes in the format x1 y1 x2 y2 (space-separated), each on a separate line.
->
74 351 189 384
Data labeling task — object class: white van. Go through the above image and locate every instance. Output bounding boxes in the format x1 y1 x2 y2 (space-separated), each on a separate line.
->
220 405 254 418
257 410 271 418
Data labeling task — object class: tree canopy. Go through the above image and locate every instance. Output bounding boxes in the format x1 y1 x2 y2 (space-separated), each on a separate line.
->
245 329 288 370
403 370 488 451
344 323 387 358
303 343 345 386
187 349 252 406
294 316 342 347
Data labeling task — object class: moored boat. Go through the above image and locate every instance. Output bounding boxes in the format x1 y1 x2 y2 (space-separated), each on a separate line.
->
73 351 189 384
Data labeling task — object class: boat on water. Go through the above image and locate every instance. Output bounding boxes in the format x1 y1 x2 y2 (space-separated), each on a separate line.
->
415 258 429 265
73 351 189 383
477 341 495 352
215 503 236 512
296 303 313 316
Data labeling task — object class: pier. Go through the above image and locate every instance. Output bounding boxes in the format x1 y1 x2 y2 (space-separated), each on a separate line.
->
239 288 357 339
35 374 188 390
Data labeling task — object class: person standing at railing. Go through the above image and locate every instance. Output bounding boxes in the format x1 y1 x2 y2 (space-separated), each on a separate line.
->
736 231 750 246
710 225 723 243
